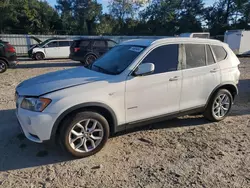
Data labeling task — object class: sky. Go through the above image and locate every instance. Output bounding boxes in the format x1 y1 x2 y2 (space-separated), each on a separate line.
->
46 0 215 12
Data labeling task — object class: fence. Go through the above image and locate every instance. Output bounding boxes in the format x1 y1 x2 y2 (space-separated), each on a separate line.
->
0 34 168 56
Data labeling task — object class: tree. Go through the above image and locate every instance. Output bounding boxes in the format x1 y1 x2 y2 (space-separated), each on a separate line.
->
141 0 182 35
72 0 102 35
56 0 75 34
204 0 250 35
0 0 62 34
177 0 204 33
96 14 117 35
108 0 148 34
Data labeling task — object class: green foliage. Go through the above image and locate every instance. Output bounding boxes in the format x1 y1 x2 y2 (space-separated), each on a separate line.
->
0 0 250 36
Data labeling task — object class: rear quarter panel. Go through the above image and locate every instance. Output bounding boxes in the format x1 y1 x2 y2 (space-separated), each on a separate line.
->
218 45 240 84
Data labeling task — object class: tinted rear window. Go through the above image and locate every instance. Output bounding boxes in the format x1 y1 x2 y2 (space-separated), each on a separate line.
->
211 45 227 62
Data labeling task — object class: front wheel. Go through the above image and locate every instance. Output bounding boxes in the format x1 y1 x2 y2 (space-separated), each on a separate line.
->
204 89 233 121
60 111 110 158
35 52 45 60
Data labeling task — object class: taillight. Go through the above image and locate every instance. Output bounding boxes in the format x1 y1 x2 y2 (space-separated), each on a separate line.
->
6 44 16 53
74 47 80 52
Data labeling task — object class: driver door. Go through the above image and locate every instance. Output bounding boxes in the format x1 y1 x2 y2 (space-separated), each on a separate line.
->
125 44 182 123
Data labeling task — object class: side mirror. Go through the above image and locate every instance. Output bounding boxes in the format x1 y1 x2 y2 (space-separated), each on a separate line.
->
133 63 155 76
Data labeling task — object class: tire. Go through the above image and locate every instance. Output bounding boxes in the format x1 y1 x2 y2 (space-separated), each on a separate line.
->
0 60 7 73
59 111 110 158
204 89 233 122
35 52 45 60
83 54 97 67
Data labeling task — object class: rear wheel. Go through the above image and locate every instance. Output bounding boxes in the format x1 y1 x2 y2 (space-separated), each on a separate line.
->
204 89 233 121
83 54 97 67
60 111 110 158
35 52 45 60
0 60 7 73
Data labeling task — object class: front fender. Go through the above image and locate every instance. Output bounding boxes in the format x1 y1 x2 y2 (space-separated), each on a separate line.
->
50 102 118 139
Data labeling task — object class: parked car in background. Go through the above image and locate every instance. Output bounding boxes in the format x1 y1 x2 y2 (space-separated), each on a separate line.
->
0 40 17 73
15 38 240 157
69 38 117 66
30 38 73 60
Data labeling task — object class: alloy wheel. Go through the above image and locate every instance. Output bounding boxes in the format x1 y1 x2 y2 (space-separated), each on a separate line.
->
68 119 104 153
212 94 230 118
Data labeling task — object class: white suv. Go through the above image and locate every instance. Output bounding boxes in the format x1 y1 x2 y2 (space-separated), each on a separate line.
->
16 38 240 157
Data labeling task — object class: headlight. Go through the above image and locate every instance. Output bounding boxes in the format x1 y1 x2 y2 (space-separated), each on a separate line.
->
21 98 51 112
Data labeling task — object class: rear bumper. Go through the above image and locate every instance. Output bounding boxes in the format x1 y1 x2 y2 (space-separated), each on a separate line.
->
9 60 18 67
69 54 84 62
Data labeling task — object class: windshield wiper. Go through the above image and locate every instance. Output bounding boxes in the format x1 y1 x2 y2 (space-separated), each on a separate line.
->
93 65 116 75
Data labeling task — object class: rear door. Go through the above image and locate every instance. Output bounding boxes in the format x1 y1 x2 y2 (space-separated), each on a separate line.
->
92 40 108 57
180 43 220 110
58 41 71 58
44 41 59 58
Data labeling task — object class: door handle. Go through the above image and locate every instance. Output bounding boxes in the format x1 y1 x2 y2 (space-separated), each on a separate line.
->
210 68 218 73
169 76 179 81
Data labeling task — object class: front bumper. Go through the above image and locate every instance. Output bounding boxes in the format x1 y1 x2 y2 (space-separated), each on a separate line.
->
16 107 58 143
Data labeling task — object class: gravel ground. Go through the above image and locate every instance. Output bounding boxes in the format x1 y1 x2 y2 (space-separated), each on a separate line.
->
0 58 249 188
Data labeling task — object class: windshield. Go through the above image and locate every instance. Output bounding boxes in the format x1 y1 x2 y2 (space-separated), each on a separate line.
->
90 45 146 75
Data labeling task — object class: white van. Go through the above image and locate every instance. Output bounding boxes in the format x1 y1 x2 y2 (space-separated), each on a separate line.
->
31 39 73 60
180 33 210 39
224 30 250 55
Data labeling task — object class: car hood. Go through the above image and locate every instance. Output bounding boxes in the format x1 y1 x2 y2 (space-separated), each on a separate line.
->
16 67 109 96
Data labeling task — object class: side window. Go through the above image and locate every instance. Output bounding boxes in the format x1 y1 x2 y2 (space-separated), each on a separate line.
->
107 40 116 48
47 41 58 48
69 41 73 46
211 45 227 62
93 40 106 48
185 44 206 69
141 44 179 74
206 45 216 65
80 40 90 47
58 41 70 47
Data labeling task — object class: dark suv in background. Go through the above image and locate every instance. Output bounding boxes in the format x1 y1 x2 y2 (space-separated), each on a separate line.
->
70 38 117 66
0 40 17 73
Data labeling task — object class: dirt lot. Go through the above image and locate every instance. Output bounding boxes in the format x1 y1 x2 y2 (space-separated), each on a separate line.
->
0 58 249 188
